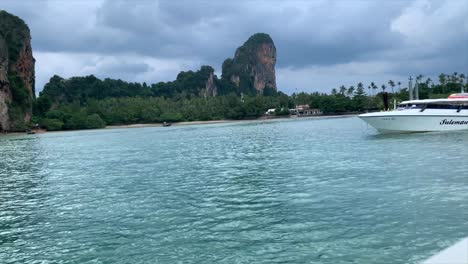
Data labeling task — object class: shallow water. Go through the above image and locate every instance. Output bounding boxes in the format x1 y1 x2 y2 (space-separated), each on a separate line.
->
1 117 467 263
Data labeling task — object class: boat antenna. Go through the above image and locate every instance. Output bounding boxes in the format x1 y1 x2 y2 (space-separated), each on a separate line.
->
415 79 419 100
462 74 467 93
295 88 298 115
408 76 413 100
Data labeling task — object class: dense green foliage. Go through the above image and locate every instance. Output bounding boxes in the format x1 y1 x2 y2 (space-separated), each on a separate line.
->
7 73 33 131
8 73 30 103
35 93 291 129
39 118 64 131
41 66 224 104
8 104 27 131
33 72 467 131
37 104 106 131
0 10 29 63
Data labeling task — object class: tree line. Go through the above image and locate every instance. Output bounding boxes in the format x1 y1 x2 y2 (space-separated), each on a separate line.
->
32 72 467 131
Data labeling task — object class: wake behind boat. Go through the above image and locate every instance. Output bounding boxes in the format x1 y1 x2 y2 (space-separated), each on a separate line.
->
359 94 468 133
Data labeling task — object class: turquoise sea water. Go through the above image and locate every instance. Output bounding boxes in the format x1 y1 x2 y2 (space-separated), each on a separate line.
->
1 117 467 264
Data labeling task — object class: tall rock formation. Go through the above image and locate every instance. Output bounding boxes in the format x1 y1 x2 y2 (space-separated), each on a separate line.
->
222 33 277 94
0 10 35 131
201 67 217 97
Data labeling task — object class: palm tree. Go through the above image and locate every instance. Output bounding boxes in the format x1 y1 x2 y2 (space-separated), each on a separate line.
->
452 72 459 84
416 74 424 83
381 84 386 92
439 73 447 85
388 80 395 94
339 85 347 95
357 82 364 94
347 86 355 98
460 74 466 92
460 73 466 85
425 78 432 87
367 85 371 96
397 81 402 91
370 82 377 95
439 73 447 93
331 88 338 95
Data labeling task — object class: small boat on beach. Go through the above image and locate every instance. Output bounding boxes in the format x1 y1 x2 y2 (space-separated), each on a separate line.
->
162 122 172 127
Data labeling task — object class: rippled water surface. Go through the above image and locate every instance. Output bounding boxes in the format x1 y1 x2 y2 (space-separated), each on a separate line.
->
1 117 468 263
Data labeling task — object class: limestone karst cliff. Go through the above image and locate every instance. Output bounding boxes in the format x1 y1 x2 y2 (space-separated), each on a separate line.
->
0 10 35 131
222 33 277 94
201 67 217 97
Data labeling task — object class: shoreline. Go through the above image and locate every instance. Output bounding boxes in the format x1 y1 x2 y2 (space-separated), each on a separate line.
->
105 114 357 129
0 114 357 136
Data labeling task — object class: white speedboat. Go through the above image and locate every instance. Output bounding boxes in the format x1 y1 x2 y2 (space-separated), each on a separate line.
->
359 94 468 133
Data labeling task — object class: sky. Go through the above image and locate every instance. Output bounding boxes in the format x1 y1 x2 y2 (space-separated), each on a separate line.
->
2 0 468 94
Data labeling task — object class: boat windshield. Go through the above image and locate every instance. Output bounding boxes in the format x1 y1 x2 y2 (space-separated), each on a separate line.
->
398 103 468 110
397 104 424 110
425 104 460 109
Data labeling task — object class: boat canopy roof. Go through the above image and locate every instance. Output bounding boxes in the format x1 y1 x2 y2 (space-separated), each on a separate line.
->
448 93 468 99
400 98 468 105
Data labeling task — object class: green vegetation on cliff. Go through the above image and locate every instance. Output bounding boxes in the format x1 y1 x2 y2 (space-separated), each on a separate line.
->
0 10 35 131
0 11 32 115
41 66 220 104
0 11 29 62
153 66 218 98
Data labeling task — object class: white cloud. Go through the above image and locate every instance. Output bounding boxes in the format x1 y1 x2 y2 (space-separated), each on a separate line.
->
391 0 468 51
3 0 467 94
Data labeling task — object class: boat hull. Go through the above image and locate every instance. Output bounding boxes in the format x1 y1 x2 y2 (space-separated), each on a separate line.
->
359 114 468 133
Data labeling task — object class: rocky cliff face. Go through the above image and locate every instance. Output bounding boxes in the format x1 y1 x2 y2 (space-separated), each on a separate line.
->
0 10 35 131
171 65 217 98
0 36 11 130
12 35 35 99
222 33 277 94
201 69 217 97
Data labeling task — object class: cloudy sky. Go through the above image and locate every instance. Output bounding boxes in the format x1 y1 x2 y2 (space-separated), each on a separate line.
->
2 0 468 94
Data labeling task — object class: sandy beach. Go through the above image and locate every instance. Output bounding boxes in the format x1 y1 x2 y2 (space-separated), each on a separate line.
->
0 114 357 136
104 119 238 129
104 114 357 130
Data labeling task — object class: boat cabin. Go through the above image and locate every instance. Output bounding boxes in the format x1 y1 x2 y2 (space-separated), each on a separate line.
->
397 98 468 112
